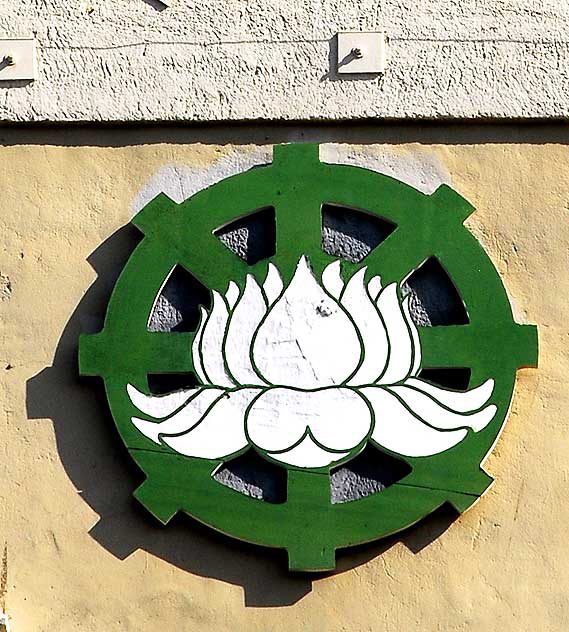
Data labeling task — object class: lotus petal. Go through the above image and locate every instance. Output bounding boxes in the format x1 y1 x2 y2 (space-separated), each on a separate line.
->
224 274 268 386
252 257 361 388
343 267 389 386
263 263 283 305
200 291 235 387
368 275 382 301
388 384 496 432
402 296 421 376
322 260 344 299
361 387 468 457
225 281 240 309
131 388 224 444
127 383 198 419
191 306 209 385
246 387 371 456
403 377 495 413
375 284 414 384
268 436 350 468
163 388 262 459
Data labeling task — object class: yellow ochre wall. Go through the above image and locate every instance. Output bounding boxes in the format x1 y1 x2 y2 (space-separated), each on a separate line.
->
0 125 565 631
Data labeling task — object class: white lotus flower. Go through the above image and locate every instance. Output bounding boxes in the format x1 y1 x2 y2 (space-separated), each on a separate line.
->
128 257 497 468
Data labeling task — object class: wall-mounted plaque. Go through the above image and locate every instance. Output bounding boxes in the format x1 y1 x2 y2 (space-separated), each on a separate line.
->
80 144 537 571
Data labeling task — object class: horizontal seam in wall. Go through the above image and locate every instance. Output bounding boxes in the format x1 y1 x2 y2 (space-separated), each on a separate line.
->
40 37 569 52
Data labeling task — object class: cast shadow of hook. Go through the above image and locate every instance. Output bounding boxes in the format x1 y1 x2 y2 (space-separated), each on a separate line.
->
141 0 168 11
25 224 459 607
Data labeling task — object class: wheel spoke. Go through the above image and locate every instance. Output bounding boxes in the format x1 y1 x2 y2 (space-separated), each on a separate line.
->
344 224 435 285
168 231 249 293
419 323 538 371
80 331 194 377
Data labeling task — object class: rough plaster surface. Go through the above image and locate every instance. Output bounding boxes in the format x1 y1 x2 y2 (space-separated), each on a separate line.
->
213 451 287 504
3 2 569 122
0 129 564 630
215 206 276 266
330 447 412 504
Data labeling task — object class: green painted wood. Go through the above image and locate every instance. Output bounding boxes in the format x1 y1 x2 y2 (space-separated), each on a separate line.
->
79 143 538 571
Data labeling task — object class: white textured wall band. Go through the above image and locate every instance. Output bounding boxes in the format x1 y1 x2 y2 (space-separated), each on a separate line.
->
1 1 569 122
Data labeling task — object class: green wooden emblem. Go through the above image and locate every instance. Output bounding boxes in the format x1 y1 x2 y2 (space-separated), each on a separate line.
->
79 144 538 571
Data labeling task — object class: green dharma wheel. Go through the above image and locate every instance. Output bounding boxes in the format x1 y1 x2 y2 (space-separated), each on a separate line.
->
80 144 537 571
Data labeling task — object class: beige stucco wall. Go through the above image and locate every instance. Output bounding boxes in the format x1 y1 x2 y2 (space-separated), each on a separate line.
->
0 125 565 630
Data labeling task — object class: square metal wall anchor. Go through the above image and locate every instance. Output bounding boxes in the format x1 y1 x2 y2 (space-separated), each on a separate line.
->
337 32 387 74
0 38 37 81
